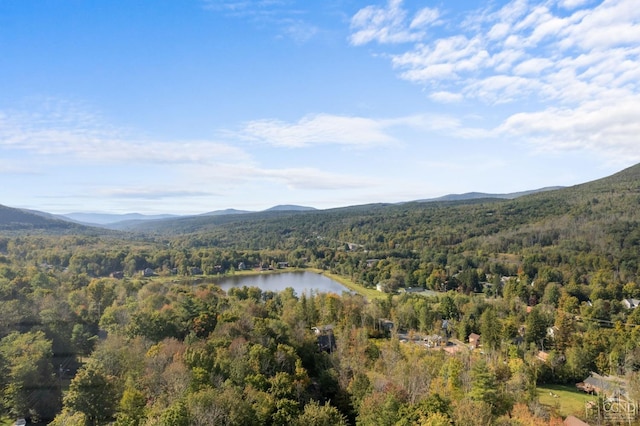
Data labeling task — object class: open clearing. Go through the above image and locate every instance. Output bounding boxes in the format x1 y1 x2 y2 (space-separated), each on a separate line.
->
537 383 597 418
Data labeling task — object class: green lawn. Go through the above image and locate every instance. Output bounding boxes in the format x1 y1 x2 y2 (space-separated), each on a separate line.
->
537 383 597 418
319 270 387 300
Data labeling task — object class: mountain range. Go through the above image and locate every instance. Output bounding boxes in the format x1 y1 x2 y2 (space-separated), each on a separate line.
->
0 162 637 235
0 188 562 231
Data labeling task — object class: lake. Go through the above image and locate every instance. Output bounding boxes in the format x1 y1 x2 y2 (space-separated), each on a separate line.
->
216 271 353 296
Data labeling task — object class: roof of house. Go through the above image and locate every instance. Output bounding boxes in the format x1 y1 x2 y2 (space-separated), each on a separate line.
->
623 298 640 308
581 372 628 396
469 333 480 340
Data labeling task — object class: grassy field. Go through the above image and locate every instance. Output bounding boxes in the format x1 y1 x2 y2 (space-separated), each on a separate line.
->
537 383 597 419
318 270 387 300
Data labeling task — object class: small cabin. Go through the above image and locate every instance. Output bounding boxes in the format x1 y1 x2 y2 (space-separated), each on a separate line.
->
468 333 481 349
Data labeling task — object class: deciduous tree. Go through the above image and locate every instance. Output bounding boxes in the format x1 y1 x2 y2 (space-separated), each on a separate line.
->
64 362 117 425
0 331 60 421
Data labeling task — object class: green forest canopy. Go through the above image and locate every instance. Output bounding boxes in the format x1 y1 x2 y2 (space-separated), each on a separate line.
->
0 163 640 424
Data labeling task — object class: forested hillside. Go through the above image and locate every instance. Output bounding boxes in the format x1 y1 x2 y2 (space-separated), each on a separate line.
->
0 163 639 425
0 205 87 232
118 162 640 289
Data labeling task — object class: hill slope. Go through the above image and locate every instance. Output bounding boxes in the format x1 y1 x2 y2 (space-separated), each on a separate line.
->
4 163 640 248
118 163 640 279
0 204 103 233
416 186 563 202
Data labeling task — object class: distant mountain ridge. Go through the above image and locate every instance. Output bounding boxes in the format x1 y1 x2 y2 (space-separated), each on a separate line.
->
0 165 635 232
62 212 179 225
200 208 252 216
1 193 555 229
264 205 316 212
60 206 317 226
416 187 564 203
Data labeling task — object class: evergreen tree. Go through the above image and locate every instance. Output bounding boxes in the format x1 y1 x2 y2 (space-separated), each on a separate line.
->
469 360 498 411
524 306 547 349
480 307 501 350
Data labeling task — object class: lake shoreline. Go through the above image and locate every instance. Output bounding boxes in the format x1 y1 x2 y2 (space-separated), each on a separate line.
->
222 268 438 300
214 268 348 296
150 266 385 299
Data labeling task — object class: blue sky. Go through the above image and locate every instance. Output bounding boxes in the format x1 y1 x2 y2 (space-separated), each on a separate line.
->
1 0 639 215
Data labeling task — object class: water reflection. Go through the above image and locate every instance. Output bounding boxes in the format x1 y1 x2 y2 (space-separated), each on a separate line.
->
216 271 352 296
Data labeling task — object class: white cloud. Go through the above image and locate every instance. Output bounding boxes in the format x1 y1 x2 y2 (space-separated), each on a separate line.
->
466 75 546 104
496 95 640 163
558 0 592 9
237 112 477 148
487 22 511 40
258 167 377 190
238 113 397 148
202 0 319 44
202 0 290 15
524 9 567 45
100 188 214 200
281 20 319 44
379 112 493 139
355 0 640 102
490 48 526 72
513 57 555 75
558 0 640 50
349 0 439 45
351 0 640 161
399 62 455 82
410 7 440 29
496 0 530 23
0 102 252 167
429 91 464 103
1 99 396 212
392 35 488 82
